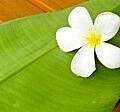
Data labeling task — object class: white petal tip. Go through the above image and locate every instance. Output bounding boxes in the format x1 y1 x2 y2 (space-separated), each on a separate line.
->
56 37 71 52
70 45 96 78
59 47 70 52
56 27 86 52
96 43 120 69
71 66 96 78
56 28 68 52
105 65 120 69
71 6 87 11
94 12 120 41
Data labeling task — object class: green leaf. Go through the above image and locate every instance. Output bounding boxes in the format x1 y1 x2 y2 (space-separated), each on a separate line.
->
0 0 120 111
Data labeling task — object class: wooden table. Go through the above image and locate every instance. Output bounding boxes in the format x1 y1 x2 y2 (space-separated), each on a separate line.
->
0 0 85 22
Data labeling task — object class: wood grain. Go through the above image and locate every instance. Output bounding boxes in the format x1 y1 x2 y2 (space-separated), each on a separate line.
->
0 0 86 22
28 0 55 12
0 0 43 22
28 0 86 12
114 100 120 112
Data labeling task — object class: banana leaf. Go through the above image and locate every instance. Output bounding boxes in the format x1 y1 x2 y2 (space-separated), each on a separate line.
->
0 0 120 111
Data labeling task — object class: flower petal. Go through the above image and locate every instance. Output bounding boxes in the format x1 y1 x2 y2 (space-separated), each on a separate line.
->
68 7 94 34
71 45 96 77
94 12 120 41
56 27 87 52
95 43 120 69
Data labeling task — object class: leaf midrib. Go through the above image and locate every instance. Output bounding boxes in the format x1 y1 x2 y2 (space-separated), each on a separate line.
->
0 40 57 83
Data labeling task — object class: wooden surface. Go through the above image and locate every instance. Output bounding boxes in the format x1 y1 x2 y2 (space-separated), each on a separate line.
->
29 0 86 12
0 0 119 111
0 0 86 22
114 100 120 112
0 0 43 22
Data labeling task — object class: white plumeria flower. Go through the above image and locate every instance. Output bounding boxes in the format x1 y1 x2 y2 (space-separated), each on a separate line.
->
56 7 120 77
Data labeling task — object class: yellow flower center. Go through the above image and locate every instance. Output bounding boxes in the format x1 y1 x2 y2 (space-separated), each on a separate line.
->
87 32 102 47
